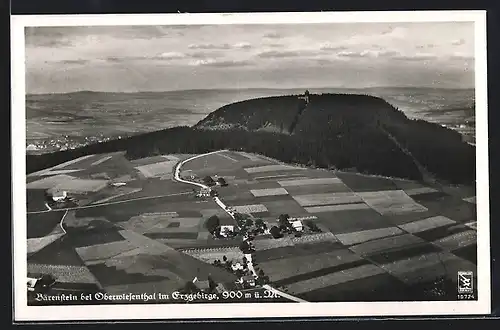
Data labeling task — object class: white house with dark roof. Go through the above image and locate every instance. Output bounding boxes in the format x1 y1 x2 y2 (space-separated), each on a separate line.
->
51 190 67 202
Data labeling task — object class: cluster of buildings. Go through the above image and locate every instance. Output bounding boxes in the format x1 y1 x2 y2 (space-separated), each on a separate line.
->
27 134 112 154
287 217 304 232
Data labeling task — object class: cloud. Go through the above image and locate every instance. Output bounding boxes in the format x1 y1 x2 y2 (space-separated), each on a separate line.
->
265 43 285 48
257 50 317 59
233 42 252 49
187 58 252 67
57 59 89 65
417 44 436 49
154 52 187 60
203 59 253 68
188 43 232 50
449 53 474 60
189 51 224 59
263 32 282 39
392 53 438 61
26 36 74 48
452 38 466 46
381 26 395 35
103 51 223 64
319 43 347 51
337 49 400 58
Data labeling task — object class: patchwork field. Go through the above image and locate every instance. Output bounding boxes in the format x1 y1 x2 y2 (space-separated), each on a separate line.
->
26 150 477 303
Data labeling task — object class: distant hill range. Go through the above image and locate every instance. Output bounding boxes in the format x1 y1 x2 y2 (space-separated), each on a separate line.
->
26 92 475 185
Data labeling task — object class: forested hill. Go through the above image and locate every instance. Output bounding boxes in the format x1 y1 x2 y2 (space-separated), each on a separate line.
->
26 93 475 185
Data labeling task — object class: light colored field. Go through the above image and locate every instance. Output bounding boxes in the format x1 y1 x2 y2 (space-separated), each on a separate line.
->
278 178 342 187
217 153 239 162
142 212 179 218
253 237 294 251
379 252 472 285
38 169 83 176
259 249 361 282
349 234 426 256
237 152 265 162
336 227 404 246
27 263 98 283
292 192 362 207
464 221 477 230
145 226 200 234
91 155 113 166
28 155 96 177
101 255 184 280
404 187 439 196
432 229 477 251
399 216 456 233
161 155 180 161
76 240 139 262
291 232 338 245
286 264 385 295
120 214 191 233
197 232 210 240
233 204 269 213
52 179 109 193
50 154 96 169
118 230 176 255
357 190 428 215
305 203 370 213
26 174 76 189
182 248 244 263
250 188 289 197
90 172 111 180
113 174 134 183
254 174 308 181
93 188 143 204
463 196 477 204
135 160 178 178
245 164 306 174
27 233 64 254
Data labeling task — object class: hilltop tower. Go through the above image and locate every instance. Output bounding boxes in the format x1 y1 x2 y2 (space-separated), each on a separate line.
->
298 90 310 104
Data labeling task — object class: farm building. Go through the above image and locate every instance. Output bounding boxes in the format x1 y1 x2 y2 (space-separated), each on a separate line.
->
197 187 212 197
219 225 235 238
193 279 211 292
231 262 244 271
27 274 56 293
50 190 67 202
238 275 256 287
289 219 304 232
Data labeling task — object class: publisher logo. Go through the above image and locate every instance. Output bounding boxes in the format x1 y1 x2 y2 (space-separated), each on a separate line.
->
457 271 473 293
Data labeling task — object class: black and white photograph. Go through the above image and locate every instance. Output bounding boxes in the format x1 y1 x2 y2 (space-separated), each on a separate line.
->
12 11 490 321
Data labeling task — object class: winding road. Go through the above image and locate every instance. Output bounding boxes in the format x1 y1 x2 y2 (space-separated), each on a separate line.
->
173 150 307 303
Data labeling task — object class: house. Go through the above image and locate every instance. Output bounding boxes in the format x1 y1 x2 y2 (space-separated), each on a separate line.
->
27 274 56 293
51 190 67 202
197 187 212 197
238 275 256 287
290 219 303 232
219 225 235 238
231 262 244 271
193 279 211 292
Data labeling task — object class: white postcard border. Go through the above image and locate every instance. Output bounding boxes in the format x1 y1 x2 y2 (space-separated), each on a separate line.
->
11 10 490 321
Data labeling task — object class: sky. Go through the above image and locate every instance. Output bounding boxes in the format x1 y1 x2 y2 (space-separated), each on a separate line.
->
25 22 475 94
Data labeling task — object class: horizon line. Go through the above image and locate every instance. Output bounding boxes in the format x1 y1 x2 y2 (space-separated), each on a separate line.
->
27 85 476 96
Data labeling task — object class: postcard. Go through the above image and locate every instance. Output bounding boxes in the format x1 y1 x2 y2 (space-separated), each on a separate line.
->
11 10 490 321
